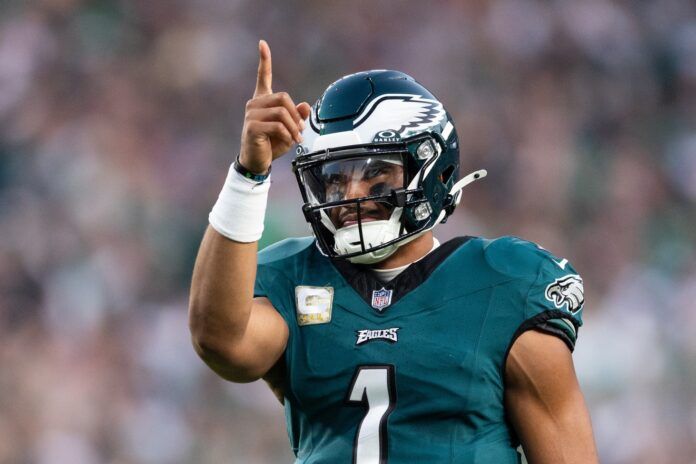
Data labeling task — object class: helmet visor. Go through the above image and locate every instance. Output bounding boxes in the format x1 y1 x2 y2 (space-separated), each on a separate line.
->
303 154 405 228
305 154 405 204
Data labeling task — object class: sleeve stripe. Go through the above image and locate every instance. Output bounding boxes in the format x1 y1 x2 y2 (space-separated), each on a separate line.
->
559 317 577 339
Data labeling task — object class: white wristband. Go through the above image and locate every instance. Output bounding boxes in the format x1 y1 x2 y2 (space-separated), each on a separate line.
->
208 164 271 242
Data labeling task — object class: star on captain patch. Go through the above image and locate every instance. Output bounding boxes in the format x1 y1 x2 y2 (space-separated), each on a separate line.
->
295 286 333 326
371 288 393 311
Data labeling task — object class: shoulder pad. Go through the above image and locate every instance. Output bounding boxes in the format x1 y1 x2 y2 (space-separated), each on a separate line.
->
257 236 315 265
483 236 560 279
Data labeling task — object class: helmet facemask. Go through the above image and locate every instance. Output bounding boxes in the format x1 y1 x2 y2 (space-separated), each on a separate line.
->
294 134 448 264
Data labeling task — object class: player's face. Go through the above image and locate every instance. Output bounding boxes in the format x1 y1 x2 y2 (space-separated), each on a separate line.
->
317 156 404 229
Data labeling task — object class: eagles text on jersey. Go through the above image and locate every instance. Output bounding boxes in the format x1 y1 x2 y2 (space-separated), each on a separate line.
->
254 235 584 464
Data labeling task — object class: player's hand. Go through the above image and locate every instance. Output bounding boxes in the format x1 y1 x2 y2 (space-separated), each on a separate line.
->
239 40 312 174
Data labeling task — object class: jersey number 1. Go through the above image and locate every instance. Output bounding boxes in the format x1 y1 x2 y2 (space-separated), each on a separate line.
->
346 365 396 464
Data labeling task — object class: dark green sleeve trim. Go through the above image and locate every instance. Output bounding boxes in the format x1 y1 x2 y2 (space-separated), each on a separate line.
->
505 310 579 360
534 320 576 352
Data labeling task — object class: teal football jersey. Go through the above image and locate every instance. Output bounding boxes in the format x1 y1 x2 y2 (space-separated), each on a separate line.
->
254 236 584 464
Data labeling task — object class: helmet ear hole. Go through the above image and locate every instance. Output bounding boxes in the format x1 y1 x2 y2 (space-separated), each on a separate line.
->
441 165 456 185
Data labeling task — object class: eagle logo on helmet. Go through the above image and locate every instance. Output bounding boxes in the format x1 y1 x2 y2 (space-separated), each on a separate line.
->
353 94 447 140
545 275 584 314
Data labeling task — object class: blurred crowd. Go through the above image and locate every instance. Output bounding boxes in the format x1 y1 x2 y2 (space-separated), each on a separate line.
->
0 0 695 462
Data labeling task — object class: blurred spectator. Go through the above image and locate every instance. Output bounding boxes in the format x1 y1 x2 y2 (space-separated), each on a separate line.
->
0 0 694 462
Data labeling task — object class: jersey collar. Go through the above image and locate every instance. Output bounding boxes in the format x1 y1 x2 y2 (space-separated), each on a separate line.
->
330 236 472 312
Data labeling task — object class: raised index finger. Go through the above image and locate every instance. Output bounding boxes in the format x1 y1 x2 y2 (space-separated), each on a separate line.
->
254 40 272 97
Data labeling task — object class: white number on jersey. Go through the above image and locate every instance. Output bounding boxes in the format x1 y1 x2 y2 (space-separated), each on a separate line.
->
346 365 396 464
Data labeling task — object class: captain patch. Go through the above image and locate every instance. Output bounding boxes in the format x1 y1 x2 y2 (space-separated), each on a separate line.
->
295 286 334 326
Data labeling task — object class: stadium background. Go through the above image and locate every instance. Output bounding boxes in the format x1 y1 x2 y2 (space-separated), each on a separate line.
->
1 0 695 462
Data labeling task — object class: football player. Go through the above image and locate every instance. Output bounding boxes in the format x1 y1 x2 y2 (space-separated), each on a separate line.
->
189 40 599 463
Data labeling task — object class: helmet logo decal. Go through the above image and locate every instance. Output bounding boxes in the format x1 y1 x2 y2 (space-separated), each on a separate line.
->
353 94 446 139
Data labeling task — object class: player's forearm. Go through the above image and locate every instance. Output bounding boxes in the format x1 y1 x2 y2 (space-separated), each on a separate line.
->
514 394 598 464
188 225 258 363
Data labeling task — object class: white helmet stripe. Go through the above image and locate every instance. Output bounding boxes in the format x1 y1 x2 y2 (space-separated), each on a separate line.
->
442 121 454 141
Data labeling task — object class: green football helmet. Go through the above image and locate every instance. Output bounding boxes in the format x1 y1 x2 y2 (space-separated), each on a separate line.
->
293 70 486 264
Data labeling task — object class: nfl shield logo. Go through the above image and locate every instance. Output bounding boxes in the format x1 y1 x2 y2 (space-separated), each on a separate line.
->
371 288 393 311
